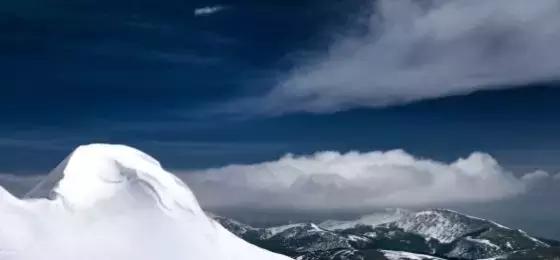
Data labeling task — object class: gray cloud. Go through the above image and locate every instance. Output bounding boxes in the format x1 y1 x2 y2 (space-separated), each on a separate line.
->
520 169 550 185
181 149 551 211
0 174 43 197
252 0 560 114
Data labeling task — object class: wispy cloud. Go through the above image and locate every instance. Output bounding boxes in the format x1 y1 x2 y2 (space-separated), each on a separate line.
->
194 5 228 17
244 0 560 114
150 51 221 65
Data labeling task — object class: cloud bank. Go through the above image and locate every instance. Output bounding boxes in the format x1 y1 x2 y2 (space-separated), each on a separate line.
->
194 5 227 16
183 149 556 210
254 0 560 113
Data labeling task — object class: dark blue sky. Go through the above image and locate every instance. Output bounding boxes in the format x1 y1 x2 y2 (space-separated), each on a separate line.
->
1 0 560 176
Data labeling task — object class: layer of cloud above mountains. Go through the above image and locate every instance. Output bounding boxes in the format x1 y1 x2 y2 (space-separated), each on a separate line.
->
1 148 558 213
183 149 558 211
241 0 560 114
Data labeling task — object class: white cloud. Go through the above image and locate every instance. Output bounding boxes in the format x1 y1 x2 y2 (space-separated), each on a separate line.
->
251 0 560 114
182 149 548 211
520 169 550 185
194 5 227 16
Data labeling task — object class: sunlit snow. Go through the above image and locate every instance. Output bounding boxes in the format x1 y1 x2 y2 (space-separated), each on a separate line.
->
0 144 290 260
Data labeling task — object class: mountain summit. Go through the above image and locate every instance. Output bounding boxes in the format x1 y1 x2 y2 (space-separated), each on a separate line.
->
0 144 290 260
214 209 559 259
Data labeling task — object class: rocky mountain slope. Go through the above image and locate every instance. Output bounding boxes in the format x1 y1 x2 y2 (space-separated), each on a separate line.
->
213 209 559 260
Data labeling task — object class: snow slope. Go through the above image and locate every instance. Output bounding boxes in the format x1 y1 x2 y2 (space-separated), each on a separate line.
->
0 144 290 260
319 208 411 231
380 250 445 260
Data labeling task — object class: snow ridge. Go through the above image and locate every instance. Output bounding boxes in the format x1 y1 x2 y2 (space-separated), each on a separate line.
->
319 208 411 231
381 250 445 260
0 144 290 260
392 209 479 243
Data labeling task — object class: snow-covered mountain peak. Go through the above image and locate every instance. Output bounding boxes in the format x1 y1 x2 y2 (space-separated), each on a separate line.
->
392 209 494 243
1 144 291 260
215 209 556 260
26 144 204 216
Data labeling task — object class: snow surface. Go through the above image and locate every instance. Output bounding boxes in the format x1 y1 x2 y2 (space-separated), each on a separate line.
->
0 144 290 260
518 229 549 247
266 223 309 238
392 209 494 243
318 208 491 243
263 223 326 240
465 237 501 250
319 208 411 230
381 250 445 260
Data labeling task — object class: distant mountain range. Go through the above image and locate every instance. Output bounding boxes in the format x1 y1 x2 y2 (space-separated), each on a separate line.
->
212 209 560 260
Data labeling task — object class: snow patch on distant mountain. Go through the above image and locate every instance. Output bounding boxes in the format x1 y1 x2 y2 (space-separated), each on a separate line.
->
465 237 501 250
381 250 445 260
320 208 412 230
266 223 314 238
518 229 549 247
